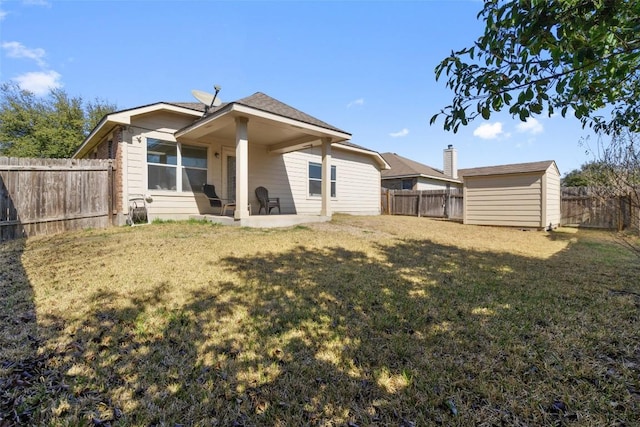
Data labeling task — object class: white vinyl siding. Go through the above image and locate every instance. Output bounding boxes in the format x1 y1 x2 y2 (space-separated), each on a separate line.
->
544 165 561 227
464 173 543 227
463 164 561 229
277 147 381 215
125 115 212 221
415 178 459 191
328 149 381 215
118 112 382 220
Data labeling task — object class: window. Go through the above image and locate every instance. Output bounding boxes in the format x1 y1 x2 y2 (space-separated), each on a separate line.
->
401 179 413 190
181 145 208 192
147 138 207 192
309 162 336 197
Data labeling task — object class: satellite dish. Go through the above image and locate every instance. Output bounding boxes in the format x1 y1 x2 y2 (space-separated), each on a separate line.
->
191 85 222 113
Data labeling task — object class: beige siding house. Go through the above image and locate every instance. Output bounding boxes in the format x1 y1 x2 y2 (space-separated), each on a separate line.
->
74 92 388 227
460 160 561 229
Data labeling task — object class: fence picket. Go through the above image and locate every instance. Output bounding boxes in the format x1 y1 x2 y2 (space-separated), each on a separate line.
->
0 157 114 241
381 188 463 219
382 186 634 231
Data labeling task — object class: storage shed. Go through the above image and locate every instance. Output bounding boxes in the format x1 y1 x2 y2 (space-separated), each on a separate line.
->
459 160 561 229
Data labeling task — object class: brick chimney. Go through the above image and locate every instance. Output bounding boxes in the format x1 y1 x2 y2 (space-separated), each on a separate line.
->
443 145 458 179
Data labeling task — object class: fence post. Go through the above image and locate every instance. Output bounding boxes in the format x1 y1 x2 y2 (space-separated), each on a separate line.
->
444 185 450 218
387 189 391 215
417 191 421 218
108 160 114 225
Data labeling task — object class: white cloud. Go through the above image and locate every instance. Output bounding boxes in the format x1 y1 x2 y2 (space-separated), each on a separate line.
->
473 122 504 140
516 118 543 134
13 70 62 95
389 128 409 138
0 9 8 21
347 98 364 108
23 0 52 6
2 41 47 67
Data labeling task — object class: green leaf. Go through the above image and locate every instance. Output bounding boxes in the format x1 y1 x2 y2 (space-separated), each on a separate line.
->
525 87 534 101
432 0 640 134
504 93 513 105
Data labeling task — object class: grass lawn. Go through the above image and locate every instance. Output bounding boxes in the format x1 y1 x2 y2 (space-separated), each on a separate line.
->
1 215 639 426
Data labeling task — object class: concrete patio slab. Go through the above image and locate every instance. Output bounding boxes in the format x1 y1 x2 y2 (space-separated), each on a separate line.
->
190 214 331 228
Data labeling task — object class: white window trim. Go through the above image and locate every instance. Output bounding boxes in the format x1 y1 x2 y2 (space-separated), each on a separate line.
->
145 136 208 194
308 161 337 199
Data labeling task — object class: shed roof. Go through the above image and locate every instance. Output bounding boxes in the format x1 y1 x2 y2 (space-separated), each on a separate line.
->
380 152 460 182
459 160 557 178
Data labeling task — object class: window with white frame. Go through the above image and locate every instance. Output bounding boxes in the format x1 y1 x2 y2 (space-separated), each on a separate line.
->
147 138 207 192
308 162 336 197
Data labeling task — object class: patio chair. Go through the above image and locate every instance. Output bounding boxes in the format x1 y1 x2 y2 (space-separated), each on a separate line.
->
255 186 281 214
202 184 235 215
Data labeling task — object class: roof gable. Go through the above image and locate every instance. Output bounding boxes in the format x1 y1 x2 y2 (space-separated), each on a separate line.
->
231 92 346 134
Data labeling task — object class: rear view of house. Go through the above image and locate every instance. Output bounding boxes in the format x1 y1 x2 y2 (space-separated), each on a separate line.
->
460 160 561 229
74 92 388 227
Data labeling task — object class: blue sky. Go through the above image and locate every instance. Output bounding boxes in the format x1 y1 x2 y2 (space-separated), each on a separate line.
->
0 0 599 175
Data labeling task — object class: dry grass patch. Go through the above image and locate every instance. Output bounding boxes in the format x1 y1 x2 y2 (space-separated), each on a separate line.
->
1 215 639 426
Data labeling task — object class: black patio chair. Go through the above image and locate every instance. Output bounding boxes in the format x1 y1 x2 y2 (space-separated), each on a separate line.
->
202 184 234 215
255 186 281 214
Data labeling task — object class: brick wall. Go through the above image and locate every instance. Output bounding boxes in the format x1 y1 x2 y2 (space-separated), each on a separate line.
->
94 127 124 213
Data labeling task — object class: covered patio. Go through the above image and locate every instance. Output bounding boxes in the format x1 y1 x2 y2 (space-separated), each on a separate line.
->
175 93 350 225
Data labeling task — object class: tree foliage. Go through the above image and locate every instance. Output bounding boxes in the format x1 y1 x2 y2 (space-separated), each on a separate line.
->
432 0 640 134
0 82 117 158
561 161 611 186
561 168 590 187
592 131 640 252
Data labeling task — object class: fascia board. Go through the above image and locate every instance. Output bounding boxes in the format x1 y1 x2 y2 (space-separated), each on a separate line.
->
74 116 126 158
333 143 390 170
231 104 351 141
383 173 462 183
75 103 203 158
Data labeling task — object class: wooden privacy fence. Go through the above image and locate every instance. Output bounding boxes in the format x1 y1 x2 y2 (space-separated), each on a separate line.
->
383 186 638 231
561 186 638 231
0 157 114 241
382 188 463 219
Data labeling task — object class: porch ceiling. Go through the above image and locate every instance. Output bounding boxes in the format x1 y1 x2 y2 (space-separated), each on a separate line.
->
175 103 350 154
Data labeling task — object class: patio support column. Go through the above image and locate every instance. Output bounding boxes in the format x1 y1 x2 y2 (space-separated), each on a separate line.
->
234 116 250 220
321 137 332 217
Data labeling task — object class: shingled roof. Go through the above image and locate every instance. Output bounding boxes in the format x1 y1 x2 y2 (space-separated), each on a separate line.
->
164 101 207 112
380 152 459 182
230 92 347 134
458 160 557 177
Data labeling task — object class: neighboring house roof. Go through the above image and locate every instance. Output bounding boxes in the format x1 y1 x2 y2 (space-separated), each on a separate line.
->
380 152 460 183
459 160 557 177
